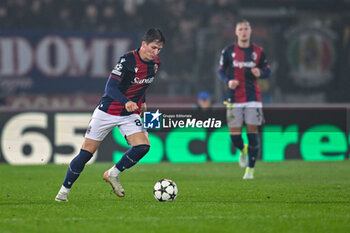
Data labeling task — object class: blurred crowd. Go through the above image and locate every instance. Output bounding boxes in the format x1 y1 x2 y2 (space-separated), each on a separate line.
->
0 0 238 97
0 0 237 32
4 1 347 104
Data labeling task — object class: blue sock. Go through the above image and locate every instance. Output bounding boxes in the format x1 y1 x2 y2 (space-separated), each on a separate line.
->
115 144 150 172
63 149 93 188
230 135 244 151
247 133 259 168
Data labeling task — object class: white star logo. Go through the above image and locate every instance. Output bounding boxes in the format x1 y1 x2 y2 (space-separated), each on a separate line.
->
150 109 162 122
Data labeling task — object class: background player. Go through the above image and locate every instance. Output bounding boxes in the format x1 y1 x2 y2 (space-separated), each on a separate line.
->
55 28 165 201
217 19 271 179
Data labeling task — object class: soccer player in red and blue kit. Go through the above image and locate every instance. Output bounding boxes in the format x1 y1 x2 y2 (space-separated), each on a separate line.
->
55 28 165 201
218 19 271 179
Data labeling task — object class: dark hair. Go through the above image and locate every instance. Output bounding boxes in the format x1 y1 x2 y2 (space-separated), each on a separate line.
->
235 19 251 28
143 28 165 44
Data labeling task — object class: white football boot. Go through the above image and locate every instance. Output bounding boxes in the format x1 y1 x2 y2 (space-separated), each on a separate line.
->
238 144 248 168
55 192 68 202
103 169 125 197
243 167 254 180
55 186 70 202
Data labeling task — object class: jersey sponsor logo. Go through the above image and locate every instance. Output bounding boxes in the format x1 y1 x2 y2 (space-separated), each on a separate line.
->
232 60 256 68
131 77 155 84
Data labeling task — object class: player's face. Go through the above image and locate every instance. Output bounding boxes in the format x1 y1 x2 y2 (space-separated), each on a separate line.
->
235 22 251 43
198 98 211 109
140 40 163 62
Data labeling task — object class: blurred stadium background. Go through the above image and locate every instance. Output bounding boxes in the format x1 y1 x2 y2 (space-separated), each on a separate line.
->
1 0 350 164
1 0 350 108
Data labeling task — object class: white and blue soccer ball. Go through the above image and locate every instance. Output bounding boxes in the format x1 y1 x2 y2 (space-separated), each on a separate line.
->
153 179 178 202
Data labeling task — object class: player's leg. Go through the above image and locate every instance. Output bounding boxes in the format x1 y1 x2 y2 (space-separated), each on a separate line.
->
229 127 248 168
242 124 259 179
115 132 150 171
104 114 150 198
243 103 263 179
55 108 114 201
63 139 100 187
55 139 100 202
227 103 247 168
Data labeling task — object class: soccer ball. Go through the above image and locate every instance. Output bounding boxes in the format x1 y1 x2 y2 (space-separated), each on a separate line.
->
153 179 178 202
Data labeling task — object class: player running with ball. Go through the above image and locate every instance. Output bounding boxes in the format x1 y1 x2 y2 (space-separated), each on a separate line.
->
55 28 165 201
217 19 271 179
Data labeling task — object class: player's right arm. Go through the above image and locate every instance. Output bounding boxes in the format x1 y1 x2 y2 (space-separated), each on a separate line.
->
217 48 230 85
105 77 130 104
125 101 139 112
106 55 138 112
218 47 239 89
228 80 239 89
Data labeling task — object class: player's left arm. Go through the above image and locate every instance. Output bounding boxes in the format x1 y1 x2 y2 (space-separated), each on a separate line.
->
251 50 271 79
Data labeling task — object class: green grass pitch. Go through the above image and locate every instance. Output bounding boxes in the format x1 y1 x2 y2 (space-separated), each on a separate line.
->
1 161 350 233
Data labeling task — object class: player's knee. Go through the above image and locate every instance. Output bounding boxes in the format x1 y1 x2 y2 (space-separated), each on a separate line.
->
70 149 93 173
247 133 259 148
231 134 242 144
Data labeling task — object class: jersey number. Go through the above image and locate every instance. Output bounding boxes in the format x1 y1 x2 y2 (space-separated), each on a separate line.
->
135 119 142 126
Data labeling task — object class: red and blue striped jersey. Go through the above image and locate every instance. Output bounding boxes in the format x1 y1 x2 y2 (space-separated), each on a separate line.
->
98 49 161 116
218 43 270 103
